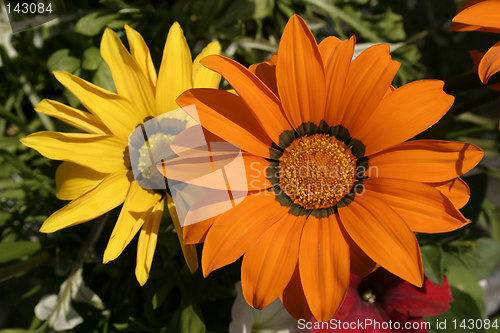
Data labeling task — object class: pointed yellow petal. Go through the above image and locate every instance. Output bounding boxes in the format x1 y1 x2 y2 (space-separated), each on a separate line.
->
100 28 155 119
156 22 193 115
192 41 222 89
103 182 161 263
35 99 109 135
53 71 142 140
124 24 157 88
135 199 164 286
166 194 199 273
20 132 125 174
39 170 129 233
55 162 106 200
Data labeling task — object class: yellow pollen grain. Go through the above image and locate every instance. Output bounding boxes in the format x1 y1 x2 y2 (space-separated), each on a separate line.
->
278 134 356 210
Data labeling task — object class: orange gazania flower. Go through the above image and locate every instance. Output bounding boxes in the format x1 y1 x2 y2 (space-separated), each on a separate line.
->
176 15 483 321
451 0 500 91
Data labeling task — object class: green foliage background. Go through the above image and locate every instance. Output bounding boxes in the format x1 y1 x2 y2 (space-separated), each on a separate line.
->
1 0 500 332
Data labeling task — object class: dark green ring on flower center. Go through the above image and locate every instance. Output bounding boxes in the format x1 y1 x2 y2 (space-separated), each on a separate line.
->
267 120 368 218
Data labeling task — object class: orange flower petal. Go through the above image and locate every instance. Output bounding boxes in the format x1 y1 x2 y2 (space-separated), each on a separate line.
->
368 140 484 182
338 193 424 287
478 41 500 85
241 213 306 310
281 265 312 321
318 36 342 62
299 214 350 322
342 229 378 277
183 216 216 244
248 59 278 96
158 152 270 192
243 155 273 191
201 191 288 276
363 178 470 233
427 178 470 209
276 15 326 127
176 88 272 158
339 44 400 131
470 50 485 72
322 37 356 127
356 80 454 156
200 55 291 143
452 0 500 33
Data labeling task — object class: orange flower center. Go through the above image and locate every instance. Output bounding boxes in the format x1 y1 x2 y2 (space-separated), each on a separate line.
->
278 134 356 210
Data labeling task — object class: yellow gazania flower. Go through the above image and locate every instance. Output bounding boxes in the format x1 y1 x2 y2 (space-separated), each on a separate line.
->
451 0 500 92
176 15 483 321
20 23 221 285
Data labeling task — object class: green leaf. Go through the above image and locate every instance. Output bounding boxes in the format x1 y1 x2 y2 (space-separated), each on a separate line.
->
0 253 50 282
180 305 206 333
486 316 500 332
93 60 116 93
482 200 500 241
429 287 485 333
443 252 485 316
152 280 173 310
0 241 41 264
47 49 81 73
82 47 102 71
421 245 443 285
305 0 382 42
252 0 275 19
75 12 119 36
460 238 500 280
100 0 130 9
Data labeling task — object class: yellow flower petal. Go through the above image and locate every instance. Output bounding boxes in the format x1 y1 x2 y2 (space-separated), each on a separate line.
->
35 99 109 135
40 170 129 233
103 182 161 264
20 132 125 174
135 199 164 286
53 71 142 140
166 194 198 273
125 24 157 88
156 22 193 115
192 41 222 89
55 162 106 200
101 28 155 119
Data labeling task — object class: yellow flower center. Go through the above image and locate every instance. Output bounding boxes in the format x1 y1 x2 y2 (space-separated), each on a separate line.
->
278 134 356 210
135 132 175 190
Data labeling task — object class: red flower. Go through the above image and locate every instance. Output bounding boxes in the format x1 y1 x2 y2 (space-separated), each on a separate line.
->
312 269 452 333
